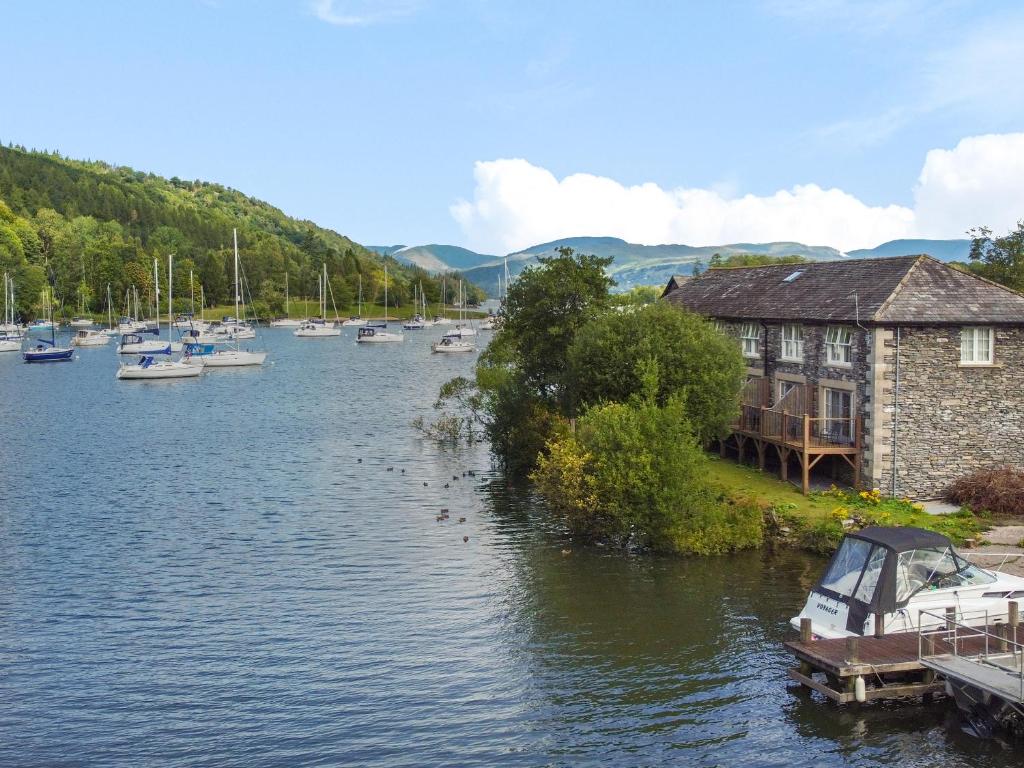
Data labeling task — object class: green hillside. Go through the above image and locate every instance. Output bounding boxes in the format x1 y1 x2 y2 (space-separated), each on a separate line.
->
0 144 482 319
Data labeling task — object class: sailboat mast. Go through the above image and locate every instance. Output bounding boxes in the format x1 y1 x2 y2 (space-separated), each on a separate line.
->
107 283 113 330
190 269 195 316
384 264 389 324
285 272 290 317
357 274 362 317
153 257 160 335
168 253 173 343
233 229 240 323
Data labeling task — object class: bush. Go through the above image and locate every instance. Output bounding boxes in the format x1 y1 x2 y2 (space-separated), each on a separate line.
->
532 378 762 554
949 466 1024 517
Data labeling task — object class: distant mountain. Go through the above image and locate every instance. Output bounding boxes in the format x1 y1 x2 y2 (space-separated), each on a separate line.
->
367 243 496 273
377 235 973 297
847 239 971 262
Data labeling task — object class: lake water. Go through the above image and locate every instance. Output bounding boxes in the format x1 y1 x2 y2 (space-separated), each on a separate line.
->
0 328 1018 767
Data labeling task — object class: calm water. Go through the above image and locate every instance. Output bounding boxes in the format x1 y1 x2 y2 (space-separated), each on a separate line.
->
0 328 1016 767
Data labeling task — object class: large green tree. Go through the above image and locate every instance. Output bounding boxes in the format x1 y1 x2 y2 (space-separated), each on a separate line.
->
968 222 1024 291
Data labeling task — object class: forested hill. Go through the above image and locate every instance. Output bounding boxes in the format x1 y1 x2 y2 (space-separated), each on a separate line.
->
0 144 482 318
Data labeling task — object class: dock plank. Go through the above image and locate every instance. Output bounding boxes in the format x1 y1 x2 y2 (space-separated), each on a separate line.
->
922 654 1024 704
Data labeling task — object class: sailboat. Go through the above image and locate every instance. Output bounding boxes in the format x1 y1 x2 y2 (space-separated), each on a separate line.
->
432 275 453 326
433 281 475 353
341 274 368 327
0 273 21 352
187 229 267 367
270 272 303 327
118 262 172 355
357 264 403 343
447 280 477 338
295 264 341 337
118 254 203 380
70 255 94 326
403 282 432 330
23 284 74 362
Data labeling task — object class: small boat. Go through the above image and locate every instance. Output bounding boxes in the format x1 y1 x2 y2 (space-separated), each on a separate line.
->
69 316 94 328
69 256 93 327
403 314 427 330
432 335 474 353
356 265 403 344
403 283 433 330
71 329 110 347
0 333 20 353
479 316 499 331
28 319 54 332
23 286 73 362
0 273 21 350
294 265 342 337
117 354 203 380
341 275 368 326
791 526 1024 639
118 332 171 356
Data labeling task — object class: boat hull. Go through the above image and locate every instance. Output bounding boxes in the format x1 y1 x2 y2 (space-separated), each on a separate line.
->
0 339 22 353
269 319 303 327
23 347 74 362
117 362 203 380
118 342 172 355
193 350 267 367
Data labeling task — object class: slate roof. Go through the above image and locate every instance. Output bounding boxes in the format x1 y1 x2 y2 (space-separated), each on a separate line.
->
662 255 1024 325
660 274 691 298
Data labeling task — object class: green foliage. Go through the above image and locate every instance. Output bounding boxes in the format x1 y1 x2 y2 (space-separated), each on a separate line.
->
609 285 659 306
967 222 1024 291
567 302 744 441
0 145 481 319
707 252 808 269
532 384 762 554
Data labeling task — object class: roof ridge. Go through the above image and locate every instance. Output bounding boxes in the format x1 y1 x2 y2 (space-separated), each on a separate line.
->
706 254 922 272
870 255 926 322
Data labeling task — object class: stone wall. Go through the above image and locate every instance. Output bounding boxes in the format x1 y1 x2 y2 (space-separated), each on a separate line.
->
874 326 1024 499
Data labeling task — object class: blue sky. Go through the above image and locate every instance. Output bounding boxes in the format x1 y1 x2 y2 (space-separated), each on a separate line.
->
3 0 1024 253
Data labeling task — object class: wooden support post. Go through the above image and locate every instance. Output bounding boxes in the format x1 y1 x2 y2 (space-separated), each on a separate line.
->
800 618 813 644
845 636 860 664
801 415 811 495
756 440 767 471
780 448 789 482
874 611 884 638
1009 601 1019 629
998 623 1008 652
719 437 727 458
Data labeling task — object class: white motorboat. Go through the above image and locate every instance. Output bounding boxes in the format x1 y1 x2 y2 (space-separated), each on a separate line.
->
790 526 1024 639
295 320 341 337
356 326 403 343
69 316 94 328
0 334 20 353
190 348 267 368
117 355 203 380
432 335 474 353
72 329 110 347
340 316 367 327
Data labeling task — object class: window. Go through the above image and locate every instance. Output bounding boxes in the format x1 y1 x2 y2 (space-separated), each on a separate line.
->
820 537 871 597
961 327 994 364
825 325 852 365
854 546 887 602
740 322 760 357
895 547 996 603
779 380 798 401
781 324 803 361
824 388 853 442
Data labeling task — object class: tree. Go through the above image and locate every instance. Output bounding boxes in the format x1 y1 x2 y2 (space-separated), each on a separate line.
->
532 360 762 554
968 222 1024 291
567 302 744 442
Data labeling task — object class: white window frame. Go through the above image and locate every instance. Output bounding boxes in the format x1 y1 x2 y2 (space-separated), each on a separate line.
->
823 387 854 442
781 323 803 361
825 325 853 366
960 327 994 365
740 322 760 358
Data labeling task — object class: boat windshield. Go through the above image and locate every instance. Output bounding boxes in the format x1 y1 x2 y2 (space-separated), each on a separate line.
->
820 537 872 597
895 547 996 602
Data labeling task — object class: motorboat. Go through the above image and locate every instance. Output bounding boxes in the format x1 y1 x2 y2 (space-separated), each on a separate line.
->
0 332 21 353
431 335 474 353
790 526 1024 639
189 348 267 368
70 316 94 327
118 332 171 356
117 316 148 333
28 319 54 331
294 318 340 337
71 329 110 347
117 354 203 380
356 326 403 343
402 314 428 330
340 316 367 327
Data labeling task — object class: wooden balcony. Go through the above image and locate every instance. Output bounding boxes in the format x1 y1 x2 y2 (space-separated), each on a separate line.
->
721 380 862 494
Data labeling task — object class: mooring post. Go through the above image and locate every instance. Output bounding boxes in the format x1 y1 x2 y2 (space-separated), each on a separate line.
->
873 611 884 638
998 623 1008 653
800 618 812 644
846 636 859 664
1010 601 1019 628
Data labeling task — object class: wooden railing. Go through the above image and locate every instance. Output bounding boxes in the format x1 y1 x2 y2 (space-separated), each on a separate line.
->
736 405 861 451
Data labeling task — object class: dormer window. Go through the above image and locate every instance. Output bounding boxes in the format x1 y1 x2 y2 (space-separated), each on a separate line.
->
740 322 760 357
825 326 853 365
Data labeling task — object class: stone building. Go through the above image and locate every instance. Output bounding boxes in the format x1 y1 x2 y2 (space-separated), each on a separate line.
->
663 255 1024 499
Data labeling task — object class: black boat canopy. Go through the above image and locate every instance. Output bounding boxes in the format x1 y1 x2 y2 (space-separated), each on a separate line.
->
847 526 950 553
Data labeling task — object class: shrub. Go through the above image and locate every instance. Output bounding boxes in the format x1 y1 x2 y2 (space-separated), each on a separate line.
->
532 377 762 554
949 466 1024 517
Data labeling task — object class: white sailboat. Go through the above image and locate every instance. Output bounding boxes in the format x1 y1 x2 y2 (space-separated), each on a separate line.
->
117 256 196 379
70 255 94 327
270 272 303 327
432 275 453 326
357 264 403 343
448 280 477 337
191 229 268 367
403 282 432 329
295 264 341 337
0 273 21 352
341 274 368 327
435 281 476 352
119 262 174 354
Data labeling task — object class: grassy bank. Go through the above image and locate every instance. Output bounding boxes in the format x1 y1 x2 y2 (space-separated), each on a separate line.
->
705 455 987 554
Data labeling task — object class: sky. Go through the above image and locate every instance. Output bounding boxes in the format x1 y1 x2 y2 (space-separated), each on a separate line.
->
2 0 1024 254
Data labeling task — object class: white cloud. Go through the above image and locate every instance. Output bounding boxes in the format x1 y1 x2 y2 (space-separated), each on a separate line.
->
450 133 1024 254
310 0 418 27
914 133 1024 237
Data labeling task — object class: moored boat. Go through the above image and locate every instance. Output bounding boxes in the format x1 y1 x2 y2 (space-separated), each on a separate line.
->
72 329 110 347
